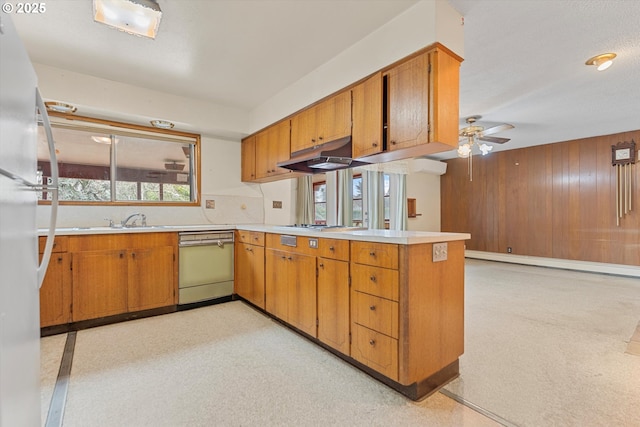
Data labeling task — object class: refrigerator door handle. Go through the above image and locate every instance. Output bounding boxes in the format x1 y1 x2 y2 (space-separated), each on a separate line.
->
35 89 58 288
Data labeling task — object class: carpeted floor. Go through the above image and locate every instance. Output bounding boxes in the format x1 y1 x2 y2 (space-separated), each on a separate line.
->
40 259 640 426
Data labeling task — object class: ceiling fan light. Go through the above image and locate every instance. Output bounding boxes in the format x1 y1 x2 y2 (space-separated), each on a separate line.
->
457 143 471 158
479 143 493 155
585 53 616 71
93 0 162 39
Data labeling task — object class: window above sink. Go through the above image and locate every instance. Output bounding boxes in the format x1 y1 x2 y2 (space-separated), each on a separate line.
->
37 113 201 206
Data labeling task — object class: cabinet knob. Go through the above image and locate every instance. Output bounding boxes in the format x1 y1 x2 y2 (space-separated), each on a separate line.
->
119 253 124 258
329 246 335 251
281 255 287 260
390 140 397 145
370 275 377 283
369 305 376 311
311 138 316 143
57 256 63 263
318 136 323 141
287 256 293 261
369 339 376 346
372 143 378 147
319 263 324 268
369 251 376 257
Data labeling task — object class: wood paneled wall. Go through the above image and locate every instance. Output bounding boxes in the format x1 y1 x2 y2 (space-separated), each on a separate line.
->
441 130 640 266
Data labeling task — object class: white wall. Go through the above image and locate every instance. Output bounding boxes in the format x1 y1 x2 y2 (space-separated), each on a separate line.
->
250 0 463 131
406 173 441 231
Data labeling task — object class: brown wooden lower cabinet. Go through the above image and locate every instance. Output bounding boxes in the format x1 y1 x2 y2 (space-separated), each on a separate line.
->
317 257 350 355
39 232 177 327
262 234 466 400
39 251 72 328
235 241 265 309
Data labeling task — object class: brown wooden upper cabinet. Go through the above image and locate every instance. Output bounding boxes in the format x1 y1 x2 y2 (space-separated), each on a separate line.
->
386 47 460 156
241 43 462 183
241 135 257 182
290 91 351 154
352 72 383 159
254 120 293 181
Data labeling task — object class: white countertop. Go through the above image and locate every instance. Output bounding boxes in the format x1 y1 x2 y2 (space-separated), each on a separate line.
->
41 224 470 244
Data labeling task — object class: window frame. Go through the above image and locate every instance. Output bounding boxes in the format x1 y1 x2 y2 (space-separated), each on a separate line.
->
38 112 201 207
313 180 327 225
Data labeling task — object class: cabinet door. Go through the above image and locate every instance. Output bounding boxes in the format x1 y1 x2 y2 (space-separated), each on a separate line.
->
39 253 72 327
265 249 288 321
241 135 257 182
128 246 175 312
287 252 317 337
317 257 350 355
352 72 383 159
290 107 317 154
387 52 430 150
72 249 128 321
256 121 292 179
316 91 352 146
235 242 265 309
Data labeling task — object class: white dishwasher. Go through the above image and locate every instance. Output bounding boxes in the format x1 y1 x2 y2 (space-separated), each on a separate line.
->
178 230 234 305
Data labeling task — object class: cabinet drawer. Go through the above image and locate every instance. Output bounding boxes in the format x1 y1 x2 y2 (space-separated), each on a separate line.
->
351 241 398 269
352 291 398 339
351 263 398 301
237 230 265 246
39 236 68 254
351 323 398 381
318 238 349 261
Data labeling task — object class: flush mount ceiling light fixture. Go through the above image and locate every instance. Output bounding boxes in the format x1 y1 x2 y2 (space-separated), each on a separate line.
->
44 102 77 114
150 119 174 129
91 136 119 144
585 53 617 71
93 0 162 39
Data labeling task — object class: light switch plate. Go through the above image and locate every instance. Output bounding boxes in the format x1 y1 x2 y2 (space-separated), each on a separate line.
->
433 242 448 262
273 201 283 209
205 200 215 209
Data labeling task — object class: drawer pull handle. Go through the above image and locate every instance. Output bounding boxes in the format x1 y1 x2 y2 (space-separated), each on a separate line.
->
329 246 335 251
281 256 287 260
369 305 376 311
319 263 324 268
369 339 376 346
246 247 253 252
369 251 376 257
372 142 378 147
287 256 293 261
370 275 376 283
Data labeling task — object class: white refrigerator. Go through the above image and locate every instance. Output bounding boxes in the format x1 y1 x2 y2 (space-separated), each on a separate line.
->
0 14 58 426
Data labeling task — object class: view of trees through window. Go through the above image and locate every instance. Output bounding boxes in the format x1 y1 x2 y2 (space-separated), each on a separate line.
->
37 117 199 205
313 173 390 227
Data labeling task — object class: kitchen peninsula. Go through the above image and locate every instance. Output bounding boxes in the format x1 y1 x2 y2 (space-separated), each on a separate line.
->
39 224 469 400
237 225 470 400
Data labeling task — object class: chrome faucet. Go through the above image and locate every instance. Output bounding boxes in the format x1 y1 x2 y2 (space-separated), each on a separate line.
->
122 213 147 228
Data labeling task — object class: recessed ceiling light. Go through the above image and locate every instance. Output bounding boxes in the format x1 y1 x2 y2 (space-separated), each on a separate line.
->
45 102 77 114
150 119 174 129
585 53 617 71
93 0 162 39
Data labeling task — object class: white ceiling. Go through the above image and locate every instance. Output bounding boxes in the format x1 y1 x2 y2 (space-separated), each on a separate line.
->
12 0 640 159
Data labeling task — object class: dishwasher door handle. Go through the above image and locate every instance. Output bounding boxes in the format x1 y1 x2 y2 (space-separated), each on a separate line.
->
179 240 233 247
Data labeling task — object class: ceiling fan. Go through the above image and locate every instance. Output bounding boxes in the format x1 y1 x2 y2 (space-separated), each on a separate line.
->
459 115 514 144
457 115 514 181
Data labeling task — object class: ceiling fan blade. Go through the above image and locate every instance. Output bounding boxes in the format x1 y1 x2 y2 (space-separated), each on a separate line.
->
478 135 510 144
481 123 514 136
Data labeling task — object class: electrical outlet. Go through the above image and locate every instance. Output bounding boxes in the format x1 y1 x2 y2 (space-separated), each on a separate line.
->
507 247 512 253
205 200 215 209
273 201 283 209
433 242 448 262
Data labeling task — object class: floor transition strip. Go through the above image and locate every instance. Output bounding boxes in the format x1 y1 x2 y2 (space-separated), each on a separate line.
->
45 331 76 427
439 388 519 427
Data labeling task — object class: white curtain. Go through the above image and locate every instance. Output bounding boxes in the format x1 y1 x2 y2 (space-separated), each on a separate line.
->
337 169 353 226
295 175 313 224
366 170 385 229
389 173 407 230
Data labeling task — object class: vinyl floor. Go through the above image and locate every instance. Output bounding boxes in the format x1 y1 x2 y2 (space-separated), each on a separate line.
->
40 259 640 426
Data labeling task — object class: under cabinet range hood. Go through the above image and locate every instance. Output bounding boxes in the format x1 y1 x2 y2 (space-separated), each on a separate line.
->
277 137 369 173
